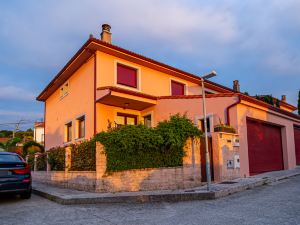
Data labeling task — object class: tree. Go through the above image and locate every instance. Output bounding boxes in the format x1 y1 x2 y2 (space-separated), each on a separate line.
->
298 90 300 115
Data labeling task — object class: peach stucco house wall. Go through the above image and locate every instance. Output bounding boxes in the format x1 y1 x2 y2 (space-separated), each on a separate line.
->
37 24 300 178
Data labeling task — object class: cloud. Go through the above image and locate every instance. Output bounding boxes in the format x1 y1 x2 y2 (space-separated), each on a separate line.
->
0 109 42 117
265 53 300 75
0 86 36 101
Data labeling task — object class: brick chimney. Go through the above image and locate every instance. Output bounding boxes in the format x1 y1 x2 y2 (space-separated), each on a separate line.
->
281 95 286 102
101 24 112 44
233 80 240 92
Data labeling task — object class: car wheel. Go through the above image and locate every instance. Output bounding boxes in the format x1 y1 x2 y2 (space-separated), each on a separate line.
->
20 190 32 199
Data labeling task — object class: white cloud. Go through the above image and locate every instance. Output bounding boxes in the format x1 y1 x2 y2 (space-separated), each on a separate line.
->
0 86 36 101
0 109 42 118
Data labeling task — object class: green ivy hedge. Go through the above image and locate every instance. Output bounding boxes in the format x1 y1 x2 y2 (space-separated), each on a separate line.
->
70 141 96 171
47 147 65 171
23 140 44 157
27 154 35 170
95 114 201 172
36 153 47 171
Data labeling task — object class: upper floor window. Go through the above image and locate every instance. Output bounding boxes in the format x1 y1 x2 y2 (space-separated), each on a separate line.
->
60 81 69 98
171 80 185 96
76 116 85 139
117 64 138 88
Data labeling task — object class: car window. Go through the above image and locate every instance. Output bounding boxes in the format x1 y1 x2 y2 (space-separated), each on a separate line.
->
0 154 23 162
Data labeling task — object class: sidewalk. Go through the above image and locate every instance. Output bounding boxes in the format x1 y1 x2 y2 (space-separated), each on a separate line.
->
32 167 300 205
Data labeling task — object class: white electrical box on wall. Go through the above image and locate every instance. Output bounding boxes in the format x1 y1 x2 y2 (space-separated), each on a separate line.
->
234 155 240 168
233 137 240 147
227 160 234 169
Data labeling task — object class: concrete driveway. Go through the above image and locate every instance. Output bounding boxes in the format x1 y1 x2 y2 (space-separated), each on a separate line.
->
1 176 300 225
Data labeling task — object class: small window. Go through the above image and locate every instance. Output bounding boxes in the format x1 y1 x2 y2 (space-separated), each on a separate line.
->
171 80 185 96
65 122 72 142
117 64 138 88
143 115 152 128
77 116 85 139
60 81 69 98
199 117 211 132
116 113 137 126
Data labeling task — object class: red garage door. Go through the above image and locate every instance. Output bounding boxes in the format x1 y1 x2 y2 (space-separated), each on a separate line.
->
294 126 300 165
247 118 284 175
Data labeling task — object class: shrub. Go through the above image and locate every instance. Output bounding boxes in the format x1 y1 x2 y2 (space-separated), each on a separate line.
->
47 147 65 171
27 154 35 170
70 141 96 171
36 153 47 171
23 141 44 157
95 114 202 172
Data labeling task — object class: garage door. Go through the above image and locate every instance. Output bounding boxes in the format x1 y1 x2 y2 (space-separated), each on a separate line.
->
294 126 300 165
247 118 284 175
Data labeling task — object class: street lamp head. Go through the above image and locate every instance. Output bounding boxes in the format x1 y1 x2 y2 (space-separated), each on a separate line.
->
202 70 217 80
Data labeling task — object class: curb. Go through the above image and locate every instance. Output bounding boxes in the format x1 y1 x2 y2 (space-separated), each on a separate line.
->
32 189 216 205
32 170 300 205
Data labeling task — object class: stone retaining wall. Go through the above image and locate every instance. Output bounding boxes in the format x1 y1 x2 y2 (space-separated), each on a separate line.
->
33 138 202 192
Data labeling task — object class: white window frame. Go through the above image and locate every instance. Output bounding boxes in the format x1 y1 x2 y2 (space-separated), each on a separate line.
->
60 81 69 99
194 114 214 135
114 60 141 92
75 114 86 141
64 120 73 144
169 78 188 96
142 111 154 128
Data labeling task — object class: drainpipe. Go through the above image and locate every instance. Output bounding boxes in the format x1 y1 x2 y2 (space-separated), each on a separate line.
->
226 95 241 126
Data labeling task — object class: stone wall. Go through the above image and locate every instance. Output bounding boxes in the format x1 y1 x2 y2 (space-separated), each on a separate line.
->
33 138 202 192
32 134 241 192
32 171 97 191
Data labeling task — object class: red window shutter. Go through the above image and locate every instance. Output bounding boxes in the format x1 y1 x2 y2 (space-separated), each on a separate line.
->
117 64 137 88
171 80 185 96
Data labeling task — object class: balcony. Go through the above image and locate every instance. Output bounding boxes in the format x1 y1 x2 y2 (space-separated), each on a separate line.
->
96 86 157 110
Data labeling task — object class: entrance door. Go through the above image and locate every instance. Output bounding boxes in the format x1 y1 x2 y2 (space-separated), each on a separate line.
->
294 126 300 165
200 137 214 182
247 118 284 175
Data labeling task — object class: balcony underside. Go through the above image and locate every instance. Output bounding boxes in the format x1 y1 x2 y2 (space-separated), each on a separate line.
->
96 87 157 111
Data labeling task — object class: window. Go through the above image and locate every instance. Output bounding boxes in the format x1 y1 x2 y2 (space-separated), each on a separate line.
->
199 117 211 132
60 81 69 98
171 80 185 96
0 154 23 162
77 116 85 139
117 64 138 88
143 115 152 128
65 122 72 142
116 113 137 126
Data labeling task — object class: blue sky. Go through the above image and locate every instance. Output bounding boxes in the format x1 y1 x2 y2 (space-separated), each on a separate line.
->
0 0 299 130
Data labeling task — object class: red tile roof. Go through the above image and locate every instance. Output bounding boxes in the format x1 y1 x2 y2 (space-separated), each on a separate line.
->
0 137 11 143
34 122 44 128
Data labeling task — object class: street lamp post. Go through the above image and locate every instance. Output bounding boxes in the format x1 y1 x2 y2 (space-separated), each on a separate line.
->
201 71 217 191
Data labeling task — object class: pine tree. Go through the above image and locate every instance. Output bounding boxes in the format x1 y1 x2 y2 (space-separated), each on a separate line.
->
298 90 300 115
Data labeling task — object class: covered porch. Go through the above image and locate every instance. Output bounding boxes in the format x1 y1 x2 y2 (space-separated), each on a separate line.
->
96 86 157 130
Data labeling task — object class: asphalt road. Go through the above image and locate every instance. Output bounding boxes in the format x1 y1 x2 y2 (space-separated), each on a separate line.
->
1 176 300 225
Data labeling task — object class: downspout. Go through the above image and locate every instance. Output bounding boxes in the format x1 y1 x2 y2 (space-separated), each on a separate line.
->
226 95 241 126
44 102 46 149
93 53 97 136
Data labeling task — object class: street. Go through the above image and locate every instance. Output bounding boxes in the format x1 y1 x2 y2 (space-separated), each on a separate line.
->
1 176 300 225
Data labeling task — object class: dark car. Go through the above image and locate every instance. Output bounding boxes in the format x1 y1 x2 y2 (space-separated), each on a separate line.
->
0 152 32 199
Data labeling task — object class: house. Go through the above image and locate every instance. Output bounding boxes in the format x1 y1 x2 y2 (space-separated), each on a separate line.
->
37 24 300 178
33 122 45 144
